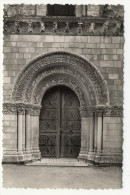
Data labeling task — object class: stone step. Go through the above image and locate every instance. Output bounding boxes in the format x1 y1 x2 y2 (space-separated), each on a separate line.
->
25 158 89 167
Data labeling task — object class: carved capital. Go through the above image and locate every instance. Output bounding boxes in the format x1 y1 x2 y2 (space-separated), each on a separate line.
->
31 106 41 116
25 108 32 115
17 107 25 115
95 106 104 117
80 108 89 118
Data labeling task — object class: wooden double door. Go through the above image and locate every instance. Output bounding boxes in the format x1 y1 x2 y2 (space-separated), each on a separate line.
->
39 86 81 158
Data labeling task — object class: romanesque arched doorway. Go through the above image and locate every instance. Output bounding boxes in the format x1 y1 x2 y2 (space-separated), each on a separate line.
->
4 51 110 163
39 86 81 158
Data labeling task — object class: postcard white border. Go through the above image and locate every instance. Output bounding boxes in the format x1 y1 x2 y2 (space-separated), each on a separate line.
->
0 0 130 195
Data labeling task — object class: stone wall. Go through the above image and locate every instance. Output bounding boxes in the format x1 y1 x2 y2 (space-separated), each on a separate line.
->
3 35 123 105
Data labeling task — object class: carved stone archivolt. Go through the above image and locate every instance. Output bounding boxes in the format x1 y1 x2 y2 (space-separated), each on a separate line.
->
11 51 109 108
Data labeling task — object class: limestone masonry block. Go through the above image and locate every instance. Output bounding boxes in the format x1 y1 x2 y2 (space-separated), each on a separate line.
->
100 61 114 67
52 43 61 48
24 53 32 59
101 37 112 43
3 77 10 84
109 74 118 80
27 42 37 47
43 43 52 48
82 49 92 54
4 42 17 47
103 141 122 148
97 43 106 48
64 36 75 42
74 36 81 42
112 37 121 43
90 36 100 43
17 42 28 47
60 43 69 48
113 61 122 67
16 53 24 59
69 43 79 48
3 47 11 53
54 36 64 42
116 49 123 55
87 43 97 48
104 117 122 124
80 37 88 42
36 5 47 16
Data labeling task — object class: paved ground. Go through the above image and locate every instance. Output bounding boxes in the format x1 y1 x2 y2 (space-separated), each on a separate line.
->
2 164 122 189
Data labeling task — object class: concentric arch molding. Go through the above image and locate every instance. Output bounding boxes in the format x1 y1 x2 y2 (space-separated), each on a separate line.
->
11 51 110 106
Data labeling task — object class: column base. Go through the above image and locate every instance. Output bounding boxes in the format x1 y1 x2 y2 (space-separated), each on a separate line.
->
87 151 95 162
78 152 87 162
23 151 33 162
3 149 41 163
3 151 25 164
31 149 41 161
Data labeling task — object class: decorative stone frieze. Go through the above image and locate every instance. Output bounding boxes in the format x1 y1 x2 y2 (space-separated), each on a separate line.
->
4 15 123 36
95 105 123 117
3 103 17 114
3 103 41 116
104 106 123 117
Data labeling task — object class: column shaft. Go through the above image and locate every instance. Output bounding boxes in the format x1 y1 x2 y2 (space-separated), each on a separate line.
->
89 116 94 152
25 113 30 151
97 116 102 152
81 117 89 151
18 114 23 151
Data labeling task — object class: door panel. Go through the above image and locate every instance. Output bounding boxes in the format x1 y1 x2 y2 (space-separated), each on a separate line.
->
60 88 81 157
39 86 81 158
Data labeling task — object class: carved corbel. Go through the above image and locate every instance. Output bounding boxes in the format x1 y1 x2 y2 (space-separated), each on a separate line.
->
28 21 33 32
65 21 69 33
89 23 95 34
53 22 57 32
78 21 83 33
14 21 20 33
113 22 121 35
40 21 45 32
101 20 109 36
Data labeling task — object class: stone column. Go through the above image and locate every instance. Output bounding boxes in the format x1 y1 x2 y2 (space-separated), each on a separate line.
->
25 108 31 151
31 106 41 161
78 108 90 161
87 109 95 162
23 108 32 161
95 108 103 163
89 113 94 152
17 107 25 162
